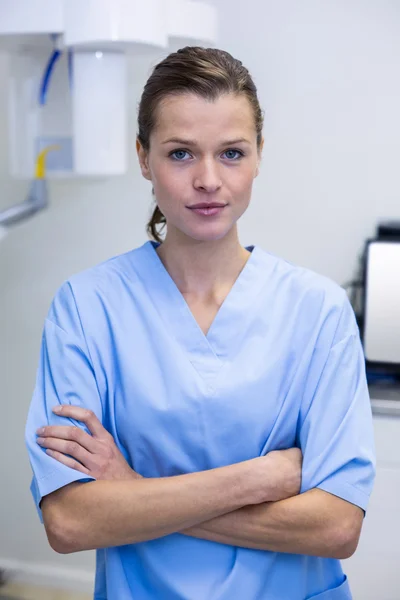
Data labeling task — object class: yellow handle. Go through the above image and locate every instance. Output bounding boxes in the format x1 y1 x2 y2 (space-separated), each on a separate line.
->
35 145 59 179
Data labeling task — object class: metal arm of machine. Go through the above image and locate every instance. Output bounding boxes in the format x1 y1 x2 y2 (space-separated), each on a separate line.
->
0 145 55 229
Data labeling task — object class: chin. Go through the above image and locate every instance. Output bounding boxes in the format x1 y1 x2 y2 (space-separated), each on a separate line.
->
183 225 234 243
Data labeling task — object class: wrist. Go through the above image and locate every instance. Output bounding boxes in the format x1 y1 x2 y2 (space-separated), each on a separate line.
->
240 454 284 505
237 458 268 505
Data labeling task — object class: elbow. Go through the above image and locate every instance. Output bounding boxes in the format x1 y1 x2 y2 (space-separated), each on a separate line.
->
42 497 83 554
329 516 362 559
46 522 79 555
47 533 74 555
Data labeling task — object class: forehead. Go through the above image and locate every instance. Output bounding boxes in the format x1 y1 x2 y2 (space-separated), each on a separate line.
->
153 93 255 139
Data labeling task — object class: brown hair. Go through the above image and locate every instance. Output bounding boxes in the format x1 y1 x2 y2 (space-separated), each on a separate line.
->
137 46 264 244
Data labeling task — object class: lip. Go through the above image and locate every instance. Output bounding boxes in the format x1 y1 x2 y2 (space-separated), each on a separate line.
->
188 203 227 209
188 205 226 217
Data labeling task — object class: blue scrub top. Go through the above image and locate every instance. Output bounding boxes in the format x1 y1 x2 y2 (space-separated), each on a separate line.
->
25 241 375 600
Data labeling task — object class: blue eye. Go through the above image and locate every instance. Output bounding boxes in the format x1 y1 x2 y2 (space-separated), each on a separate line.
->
169 148 245 162
223 149 244 160
170 150 190 161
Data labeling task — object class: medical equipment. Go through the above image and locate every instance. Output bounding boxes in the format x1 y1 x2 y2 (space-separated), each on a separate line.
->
346 221 400 375
0 0 218 231
362 226 400 373
0 146 56 235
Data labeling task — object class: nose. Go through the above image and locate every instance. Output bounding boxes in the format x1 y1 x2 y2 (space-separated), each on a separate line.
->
193 158 222 193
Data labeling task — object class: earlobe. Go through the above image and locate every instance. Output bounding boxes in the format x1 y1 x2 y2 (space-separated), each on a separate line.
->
140 159 152 181
136 140 152 182
143 164 152 182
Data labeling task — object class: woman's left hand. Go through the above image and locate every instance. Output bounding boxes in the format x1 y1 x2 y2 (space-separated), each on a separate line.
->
36 405 142 481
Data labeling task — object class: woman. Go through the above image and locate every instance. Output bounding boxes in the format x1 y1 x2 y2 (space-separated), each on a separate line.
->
25 47 375 599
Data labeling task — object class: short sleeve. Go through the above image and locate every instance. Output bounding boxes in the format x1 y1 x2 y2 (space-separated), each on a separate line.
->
298 293 376 512
25 282 102 523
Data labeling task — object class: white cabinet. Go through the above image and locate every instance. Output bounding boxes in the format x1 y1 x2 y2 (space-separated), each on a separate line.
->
343 414 400 600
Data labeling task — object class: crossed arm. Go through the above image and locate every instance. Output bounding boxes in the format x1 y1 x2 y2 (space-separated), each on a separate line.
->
182 488 362 558
37 406 363 558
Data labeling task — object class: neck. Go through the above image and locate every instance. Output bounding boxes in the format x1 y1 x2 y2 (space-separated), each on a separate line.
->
155 229 251 298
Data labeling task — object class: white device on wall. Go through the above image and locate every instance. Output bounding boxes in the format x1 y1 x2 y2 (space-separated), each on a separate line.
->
0 0 218 234
0 0 218 180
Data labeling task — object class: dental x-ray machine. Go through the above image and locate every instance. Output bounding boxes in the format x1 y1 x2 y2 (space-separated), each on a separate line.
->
0 0 218 237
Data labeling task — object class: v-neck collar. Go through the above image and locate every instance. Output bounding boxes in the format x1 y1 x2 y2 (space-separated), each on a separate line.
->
132 240 271 385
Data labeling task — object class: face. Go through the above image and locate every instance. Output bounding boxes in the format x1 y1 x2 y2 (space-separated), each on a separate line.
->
137 92 263 243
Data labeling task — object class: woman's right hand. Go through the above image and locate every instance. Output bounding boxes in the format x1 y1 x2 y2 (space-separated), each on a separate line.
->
249 448 303 504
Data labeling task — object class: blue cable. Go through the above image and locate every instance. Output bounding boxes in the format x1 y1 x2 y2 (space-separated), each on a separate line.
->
39 48 62 105
39 34 74 105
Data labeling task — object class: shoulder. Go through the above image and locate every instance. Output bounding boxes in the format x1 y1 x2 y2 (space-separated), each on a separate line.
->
47 245 144 327
69 245 141 289
257 245 346 305
256 245 356 341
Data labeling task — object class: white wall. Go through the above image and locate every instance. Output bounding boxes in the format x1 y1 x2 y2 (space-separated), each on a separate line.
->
1 0 399 595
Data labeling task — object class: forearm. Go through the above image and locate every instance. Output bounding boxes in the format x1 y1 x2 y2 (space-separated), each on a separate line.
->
182 489 363 559
42 459 261 553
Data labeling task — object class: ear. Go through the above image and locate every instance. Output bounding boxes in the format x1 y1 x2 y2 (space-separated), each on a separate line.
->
136 139 152 181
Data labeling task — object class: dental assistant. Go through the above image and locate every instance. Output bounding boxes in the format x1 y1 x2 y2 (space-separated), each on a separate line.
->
25 46 375 600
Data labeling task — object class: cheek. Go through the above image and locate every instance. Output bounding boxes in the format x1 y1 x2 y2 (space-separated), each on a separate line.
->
229 170 256 195
154 163 187 195
152 170 188 217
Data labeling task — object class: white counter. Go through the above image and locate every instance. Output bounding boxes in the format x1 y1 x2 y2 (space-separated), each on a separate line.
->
344 386 400 599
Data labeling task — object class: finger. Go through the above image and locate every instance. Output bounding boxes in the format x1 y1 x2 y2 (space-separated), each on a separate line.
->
45 449 90 475
37 425 98 453
52 405 109 439
37 436 93 468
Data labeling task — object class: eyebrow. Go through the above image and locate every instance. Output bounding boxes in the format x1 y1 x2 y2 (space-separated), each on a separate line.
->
161 137 252 146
